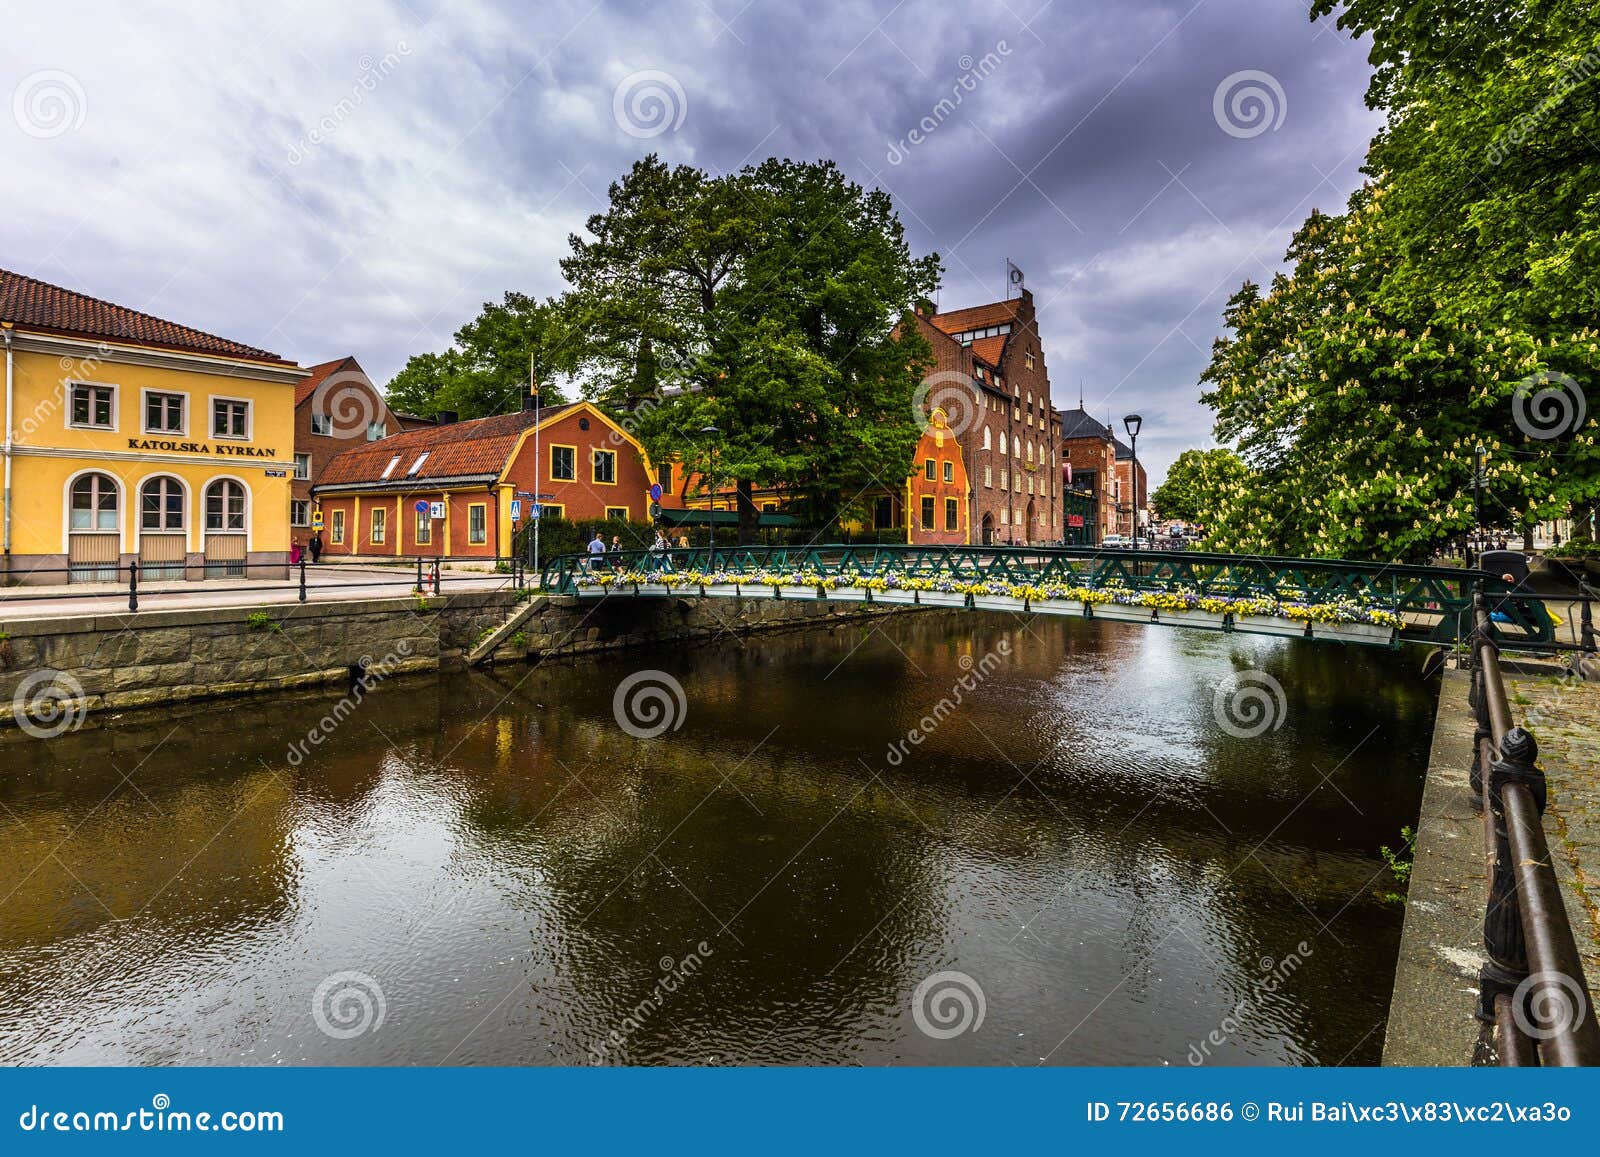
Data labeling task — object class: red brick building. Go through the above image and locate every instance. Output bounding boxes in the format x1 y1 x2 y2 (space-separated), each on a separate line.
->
311 400 653 559
918 288 1060 545
291 356 405 539
1057 408 1147 541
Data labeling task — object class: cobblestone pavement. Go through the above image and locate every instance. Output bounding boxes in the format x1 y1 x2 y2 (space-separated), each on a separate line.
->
1509 667 1600 994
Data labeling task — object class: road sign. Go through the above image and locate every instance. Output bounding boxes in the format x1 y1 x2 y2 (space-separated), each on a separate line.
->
650 501 662 518
429 502 446 519
516 490 556 500
510 499 522 521
649 482 663 502
415 500 430 514
530 504 543 520
264 469 287 478
311 514 324 531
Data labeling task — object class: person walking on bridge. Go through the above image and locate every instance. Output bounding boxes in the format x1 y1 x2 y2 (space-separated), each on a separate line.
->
587 531 607 573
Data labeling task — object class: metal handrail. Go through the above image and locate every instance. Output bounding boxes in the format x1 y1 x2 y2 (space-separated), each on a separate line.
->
1470 590 1600 1065
0 554 531 615
534 542 1548 645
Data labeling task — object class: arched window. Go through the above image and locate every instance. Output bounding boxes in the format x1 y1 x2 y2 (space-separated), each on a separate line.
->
999 431 1007 455
982 427 991 450
140 476 186 531
69 473 119 531
205 479 247 532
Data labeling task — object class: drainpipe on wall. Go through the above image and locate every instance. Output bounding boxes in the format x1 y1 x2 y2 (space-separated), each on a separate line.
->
3 323 14 577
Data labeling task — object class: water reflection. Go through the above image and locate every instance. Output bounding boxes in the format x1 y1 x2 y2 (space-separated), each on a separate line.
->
0 613 1433 1065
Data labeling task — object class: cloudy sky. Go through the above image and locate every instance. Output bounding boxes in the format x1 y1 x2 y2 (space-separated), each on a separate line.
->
2 0 1379 480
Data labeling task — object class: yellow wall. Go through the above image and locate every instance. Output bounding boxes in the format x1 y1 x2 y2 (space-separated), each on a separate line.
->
6 337 301 560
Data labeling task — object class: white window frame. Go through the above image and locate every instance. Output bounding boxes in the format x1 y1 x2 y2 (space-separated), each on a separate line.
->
310 412 333 436
66 380 119 432
208 394 253 441
140 388 187 436
290 499 310 528
293 453 312 480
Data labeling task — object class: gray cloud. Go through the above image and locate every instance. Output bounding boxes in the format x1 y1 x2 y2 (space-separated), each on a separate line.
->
0 0 1378 480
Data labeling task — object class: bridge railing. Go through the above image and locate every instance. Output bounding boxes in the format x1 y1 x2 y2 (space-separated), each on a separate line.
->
1468 591 1600 1065
536 542 1548 645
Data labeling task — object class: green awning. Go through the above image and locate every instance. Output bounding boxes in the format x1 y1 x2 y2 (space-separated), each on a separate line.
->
655 508 798 527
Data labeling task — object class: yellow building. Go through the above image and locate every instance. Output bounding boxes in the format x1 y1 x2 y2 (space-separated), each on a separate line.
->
1 267 306 583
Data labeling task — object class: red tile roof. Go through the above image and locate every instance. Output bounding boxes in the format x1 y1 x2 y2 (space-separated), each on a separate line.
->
0 266 292 364
968 335 1007 366
928 298 1023 337
295 357 358 406
315 403 580 489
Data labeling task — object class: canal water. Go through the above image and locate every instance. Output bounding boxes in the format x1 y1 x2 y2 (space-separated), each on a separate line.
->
0 613 1434 1066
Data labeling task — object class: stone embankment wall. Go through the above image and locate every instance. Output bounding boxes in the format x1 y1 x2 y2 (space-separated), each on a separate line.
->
0 592 920 727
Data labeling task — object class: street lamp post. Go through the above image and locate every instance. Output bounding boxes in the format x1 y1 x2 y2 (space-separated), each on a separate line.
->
1472 441 1486 565
1123 414 1143 552
701 425 720 567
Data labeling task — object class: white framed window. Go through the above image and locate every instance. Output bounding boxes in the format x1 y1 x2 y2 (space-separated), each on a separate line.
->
310 413 333 436
69 382 117 430
70 472 120 530
204 479 248 531
380 455 402 479
140 475 186 531
290 499 310 527
998 431 1007 455
210 396 251 440
366 420 387 441
983 465 992 488
1000 469 1009 490
142 390 186 435
293 453 312 480
406 452 429 476
982 427 991 450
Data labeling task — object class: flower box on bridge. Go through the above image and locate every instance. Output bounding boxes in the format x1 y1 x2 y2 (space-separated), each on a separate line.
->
971 594 1027 613
824 586 867 602
1309 620 1396 646
1230 614 1309 639
1153 608 1227 631
1089 602 1154 624
777 584 818 600
916 590 968 608
868 587 917 605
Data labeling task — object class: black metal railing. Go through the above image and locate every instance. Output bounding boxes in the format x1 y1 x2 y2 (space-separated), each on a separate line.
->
1469 589 1600 1065
0 555 531 614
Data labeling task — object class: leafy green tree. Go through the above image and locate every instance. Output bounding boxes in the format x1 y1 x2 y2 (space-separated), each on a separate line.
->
560 155 940 541
385 293 569 420
1198 2 1600 560
1150 448 1251 525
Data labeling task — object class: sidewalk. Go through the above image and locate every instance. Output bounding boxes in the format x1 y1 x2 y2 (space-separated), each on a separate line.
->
1507 670 1600 995
0 560 516 622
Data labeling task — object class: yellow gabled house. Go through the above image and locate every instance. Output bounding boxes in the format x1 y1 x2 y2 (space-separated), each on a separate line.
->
1 267 306 583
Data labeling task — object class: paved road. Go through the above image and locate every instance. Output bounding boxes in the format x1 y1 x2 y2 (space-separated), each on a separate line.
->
0 562 516 622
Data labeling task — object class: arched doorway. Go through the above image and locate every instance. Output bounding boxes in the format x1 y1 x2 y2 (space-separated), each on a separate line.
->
67 471 121 582
203 478 248 577
1024 499 1036 545
138 475 188 580
980 512 994 545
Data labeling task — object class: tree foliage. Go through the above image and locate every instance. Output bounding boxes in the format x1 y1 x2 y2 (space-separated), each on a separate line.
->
559 156 941 538
1150 448 1251 525
385 292 569 420
1201 0 1600 560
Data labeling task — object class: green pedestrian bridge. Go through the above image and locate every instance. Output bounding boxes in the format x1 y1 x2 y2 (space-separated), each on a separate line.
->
534 543 1556 649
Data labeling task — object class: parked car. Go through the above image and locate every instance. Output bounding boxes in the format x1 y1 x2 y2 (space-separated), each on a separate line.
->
1101 534 1132 548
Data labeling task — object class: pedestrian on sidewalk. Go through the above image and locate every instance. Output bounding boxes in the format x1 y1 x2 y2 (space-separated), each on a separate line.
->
290 540 303 566
309 531 324 564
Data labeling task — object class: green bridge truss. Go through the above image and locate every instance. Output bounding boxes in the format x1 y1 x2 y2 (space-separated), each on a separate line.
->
534 543 1555 647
